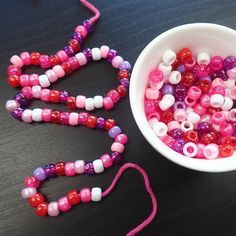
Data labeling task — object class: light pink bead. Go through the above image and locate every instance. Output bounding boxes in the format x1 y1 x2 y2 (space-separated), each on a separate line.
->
53 65 65 78
5 100 19 111
48 202 60 217
228 87 236 100
184 96 196 107
100 154 113 168
39 55 51 68
115 134 128 144
193 103 207 116
220 123 235 136
65 162 76 176
229 109 236 122
45 69 58 83
10 55 24 67
69 112 79 126
204 143 219 159
111 142 125 153
29 74 39 86
167 121 181 131
42 109 52 122
41 89 51 102
56 50 69 63
112 56 124 68
147 112 160 122
58 196 71 212
22 86 32 99
76 95 86 108
75 25 87 38
100 45 110 58
74 160 85 174
195 143 206 158
24 176 40 188
32 85 42 98
20 74 30 87
211 112 226 125
22 109 33 123
21 187 37 199
145 88 159 100
20 51 31 65
200 94 211 108
187 86 202 100
211 86 225 96
103 97 114 110
174 109 187 122
227 67 236 80
183 142 198 157
80 188 91 203
211 78 225 88
200 114 212 124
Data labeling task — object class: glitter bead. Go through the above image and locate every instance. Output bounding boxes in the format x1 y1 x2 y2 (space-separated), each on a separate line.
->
59 90 69 104
111 151 122 163
107 49 118 62
168 128 183 139
84 162 95 175
195 64 209 78
174 84 187 101
219 144 234 157
11 107 23 120
210 56 223 71
96 117 106 129
223 56 236 70
197 122 211 134
172 139 186 154
44 163 56 178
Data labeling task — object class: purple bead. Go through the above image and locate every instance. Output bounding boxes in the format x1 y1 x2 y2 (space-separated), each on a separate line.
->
64 46 74 57
107 49 118 63
96 117 106 129
119 78 130 88
60 112 70 125
108 126 122 138
44 163 56 178
111 152 122 164
84 162 95 175
177 65 186 74
173 101 186 111
173 139 186 154
199 76 212 82
169 128 183 139
33 167 46 181
223 56 236 70
72 32 82 43
11 107 23 120
59 90 69 103
14 92 30 108
119 61 132 71
174 84 187 101
161 84 174 95
82 48 92 61
82 20 93 32
197 122 211 134
212 69 228 81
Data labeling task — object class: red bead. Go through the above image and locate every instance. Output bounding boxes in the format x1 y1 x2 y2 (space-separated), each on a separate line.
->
181 72 195 87
68 39 80 52
66 96 76 110
226 137 236 150
177 48 192 63
86 115 97 128
219 144 234 157
117 85 127 97
208 107 221 116
66 189 80 205
49 54 60 67
55 162 65 176
183 130 199 143
171 58 180 70
28 193 45 208
50 90 60 103
160 109 174 123
117 70 130 80
8 75 20 87
198 80 211 93
30 52 41 65
61 62 72 74
35 202 48 217
200 131 218 145
51 110 61 123
105 119 116 131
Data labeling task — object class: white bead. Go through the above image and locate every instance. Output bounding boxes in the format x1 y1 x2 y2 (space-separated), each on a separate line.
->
159 94 175 111
32 108 43 122
92 159 104 173
22 109 33 123
180 121 194 133
168 71 181 85
197 52 210 65
221 97 233 111
85 98 95 111
221 111 230 121
5 100 19 111
225 79 235 89
210 94 225 108
162 94 175 103
158 62 172 77
187 111 200 125
74 160 85 174
162 50 176 66
32 85 42 98
38 75 50 88
75 52 87 65
183 142 198 158
91 47 101 61
148 117 159 128
21 187 37 199
204 144 219 160
153 122 168 137
91 187 102 202
94 95 103 108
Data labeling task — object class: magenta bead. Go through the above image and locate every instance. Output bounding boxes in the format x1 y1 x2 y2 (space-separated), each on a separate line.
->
115 134 128 144
100 154 113 168
65 162 76 176
58 196 71 212
107 89 120 103
210 56 223 71
22 86 33 99
144 99 156 115
220 123 235 136
195 64 209 78
80 188 91 203
103 97 114 110
56 50 69 63
20 51 31 65
39 55 51 68
20 75 30 87
78 112 88 125
24 176 40 188
211 112 226 125
187 86 202 100
7 65 21 76
149 68 163 83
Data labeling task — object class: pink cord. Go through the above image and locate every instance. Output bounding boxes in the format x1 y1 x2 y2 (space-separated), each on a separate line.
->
102 163 158 236
80 0 100 24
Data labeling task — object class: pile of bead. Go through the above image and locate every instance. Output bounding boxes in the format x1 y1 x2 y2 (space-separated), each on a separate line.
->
145 47 236 159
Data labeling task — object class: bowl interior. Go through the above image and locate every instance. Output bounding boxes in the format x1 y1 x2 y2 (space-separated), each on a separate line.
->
130 23 236 172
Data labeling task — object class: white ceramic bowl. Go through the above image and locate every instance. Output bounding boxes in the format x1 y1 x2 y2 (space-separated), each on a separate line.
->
130 23 236 172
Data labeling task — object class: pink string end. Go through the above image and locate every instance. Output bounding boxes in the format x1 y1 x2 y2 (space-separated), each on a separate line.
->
80 0 100 25
102 163 158 236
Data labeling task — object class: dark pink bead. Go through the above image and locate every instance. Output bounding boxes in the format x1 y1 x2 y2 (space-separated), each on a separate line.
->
60 112 70 125
78 112 89 125
7 65 21 76
107 89 120 103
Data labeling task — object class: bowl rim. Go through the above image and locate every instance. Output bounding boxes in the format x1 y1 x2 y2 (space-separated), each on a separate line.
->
130 23 236 173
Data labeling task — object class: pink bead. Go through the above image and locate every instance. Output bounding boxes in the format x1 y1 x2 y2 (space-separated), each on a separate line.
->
53 65 65 78
149 68 163 83
80 188 91 203
195 143 206 158
229 109 236 122
184 57 196 71
22 86 32 99
45 70 58 83
5 100 19 111
22 109 33 123
58 196 71 212
193 103 207 116
211 86 225 96
41 89 51 102
183 142 198 157
42 109 52 122
100 154 113 168
20 74 30 87
76 95 86 108
115 134 128 144
112 56 124 69
20 51 31 65
144 99 156 115
69 112 79 126
200 114 212 124
10 55 23 67
204 143 219 159
210 56 223 71
174 109 187 122
167 121 181 131
211 78 225 88
24 176 40 188
7 65 21 76
74 160 85 174
68 57 79 70
39 55 51 68
184 96 196 107
48 202 60 217
103 97 114 110
211 112 226 125
229 87 236 100
32 85 42 98
148 117 158 128
65 162 76 176
195 64 209 78
220 123 235 136
56 50 69 63
161 135 175 148
111 142 125 153
145 88 159 100
107 90 120 103
147 112 160 122
187 86 202 100
75 25 87 38
200 94 211 108
21 187 37 199
100 45 110 58
29 74 39 86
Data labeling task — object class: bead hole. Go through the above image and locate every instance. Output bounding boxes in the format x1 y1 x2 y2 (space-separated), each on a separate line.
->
187 146 194 153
